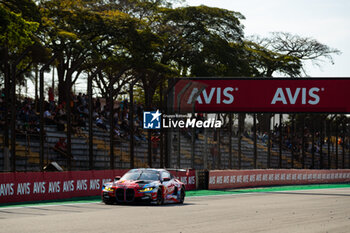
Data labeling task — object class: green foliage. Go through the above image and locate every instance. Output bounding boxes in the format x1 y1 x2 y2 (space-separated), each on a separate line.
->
0 0 44 87
0 0 41 22
158 5 248 77
0 4 39 53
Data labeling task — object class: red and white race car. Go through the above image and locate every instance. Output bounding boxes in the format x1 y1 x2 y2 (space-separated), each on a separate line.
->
102 168 186 205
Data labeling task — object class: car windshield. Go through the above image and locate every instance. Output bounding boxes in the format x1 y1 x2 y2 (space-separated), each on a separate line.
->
121 170 160 181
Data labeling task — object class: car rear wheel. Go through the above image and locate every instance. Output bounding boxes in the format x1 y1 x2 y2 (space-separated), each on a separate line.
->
179 188 185 204
156 189 164 205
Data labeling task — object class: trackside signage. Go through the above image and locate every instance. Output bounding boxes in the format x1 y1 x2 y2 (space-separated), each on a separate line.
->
0 170 196 204
208 169 350 190
174 78 350 113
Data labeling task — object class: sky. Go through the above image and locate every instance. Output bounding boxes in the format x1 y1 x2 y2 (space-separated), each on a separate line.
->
185 0 350 77
26 0 350 97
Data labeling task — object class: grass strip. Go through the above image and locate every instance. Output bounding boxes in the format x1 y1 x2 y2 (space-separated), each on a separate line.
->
186 183 350 197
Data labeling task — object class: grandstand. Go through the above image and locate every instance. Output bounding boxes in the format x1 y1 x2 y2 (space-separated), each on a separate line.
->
1 121 348 172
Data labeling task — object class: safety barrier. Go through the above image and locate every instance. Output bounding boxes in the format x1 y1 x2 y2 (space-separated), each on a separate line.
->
0 169 196 204
209 169 350 189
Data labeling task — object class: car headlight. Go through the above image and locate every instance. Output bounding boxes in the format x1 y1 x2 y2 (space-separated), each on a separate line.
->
103 186 114 192
139 187 155 192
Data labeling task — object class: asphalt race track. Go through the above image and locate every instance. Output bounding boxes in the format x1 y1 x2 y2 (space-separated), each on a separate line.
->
0 188 349 233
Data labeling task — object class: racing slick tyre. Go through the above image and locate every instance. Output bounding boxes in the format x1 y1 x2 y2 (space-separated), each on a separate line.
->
179 188 185 204
156 189 164 205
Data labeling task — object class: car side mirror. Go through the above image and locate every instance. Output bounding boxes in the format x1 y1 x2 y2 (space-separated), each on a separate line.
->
162 177 171 182
114 176 121 181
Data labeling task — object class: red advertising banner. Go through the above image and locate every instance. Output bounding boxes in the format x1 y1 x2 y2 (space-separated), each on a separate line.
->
174 78 350 113
170 169 196 191
0 169 196 204
209 169 350 190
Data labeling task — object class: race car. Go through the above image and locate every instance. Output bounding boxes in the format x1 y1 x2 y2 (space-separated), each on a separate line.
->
102 168 186 205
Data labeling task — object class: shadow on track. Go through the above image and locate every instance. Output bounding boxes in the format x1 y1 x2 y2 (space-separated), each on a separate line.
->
103 202 195 208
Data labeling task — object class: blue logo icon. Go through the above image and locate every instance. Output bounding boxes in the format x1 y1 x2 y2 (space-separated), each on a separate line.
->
143 110 162 129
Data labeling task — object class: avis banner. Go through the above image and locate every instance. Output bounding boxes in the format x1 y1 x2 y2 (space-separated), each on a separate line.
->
209 169 350 189
173 78 350 113
0 169 196 204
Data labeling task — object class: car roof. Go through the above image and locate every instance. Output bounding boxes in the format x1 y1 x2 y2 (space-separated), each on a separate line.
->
128 168 167 173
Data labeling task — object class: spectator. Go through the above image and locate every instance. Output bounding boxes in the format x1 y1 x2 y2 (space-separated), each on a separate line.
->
96 115 107 130
114 127 122 138
55 137 67 151
48 87 55 110
44 108 55 125
53 137 68 157
120 119 130 134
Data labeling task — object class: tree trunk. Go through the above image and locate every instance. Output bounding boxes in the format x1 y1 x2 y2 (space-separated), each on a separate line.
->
57 65 66 104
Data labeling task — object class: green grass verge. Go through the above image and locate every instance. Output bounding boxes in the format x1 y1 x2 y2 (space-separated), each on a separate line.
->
1 183 349 208
186 183 350 197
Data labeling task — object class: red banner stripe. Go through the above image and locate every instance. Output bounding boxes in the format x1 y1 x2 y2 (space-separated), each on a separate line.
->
174 78 350 113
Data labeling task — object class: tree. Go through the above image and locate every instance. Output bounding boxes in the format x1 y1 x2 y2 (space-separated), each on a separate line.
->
160 5 247 76
248 32 341 77
82 0 170 107
99 0 179 108
0 0 40 86
244 40 302 77
39 0 138 102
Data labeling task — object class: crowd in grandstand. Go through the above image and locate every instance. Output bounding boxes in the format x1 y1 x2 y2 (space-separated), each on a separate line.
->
0 88 151 147
248 122 350 163
1 87 348 161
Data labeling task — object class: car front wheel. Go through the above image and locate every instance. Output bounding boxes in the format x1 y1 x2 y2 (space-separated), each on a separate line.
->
156 189 164 205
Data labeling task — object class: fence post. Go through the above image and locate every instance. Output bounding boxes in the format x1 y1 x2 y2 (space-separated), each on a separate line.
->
335 116 339 169
319 117 324 169
253 113 257 169
311 117 315 169
342 118 345 169
229 113 233 169
327 118 331 169
109 83 115 170
204 116 208 170
10 63 16 172
291 114 295 169
267 114 272 168
302 114 306 169
217 122 221 169
40 55 58 171
88 73 93 170
279 114 283 168
66 75 72 171
159 82 164 168
238 114 243 170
